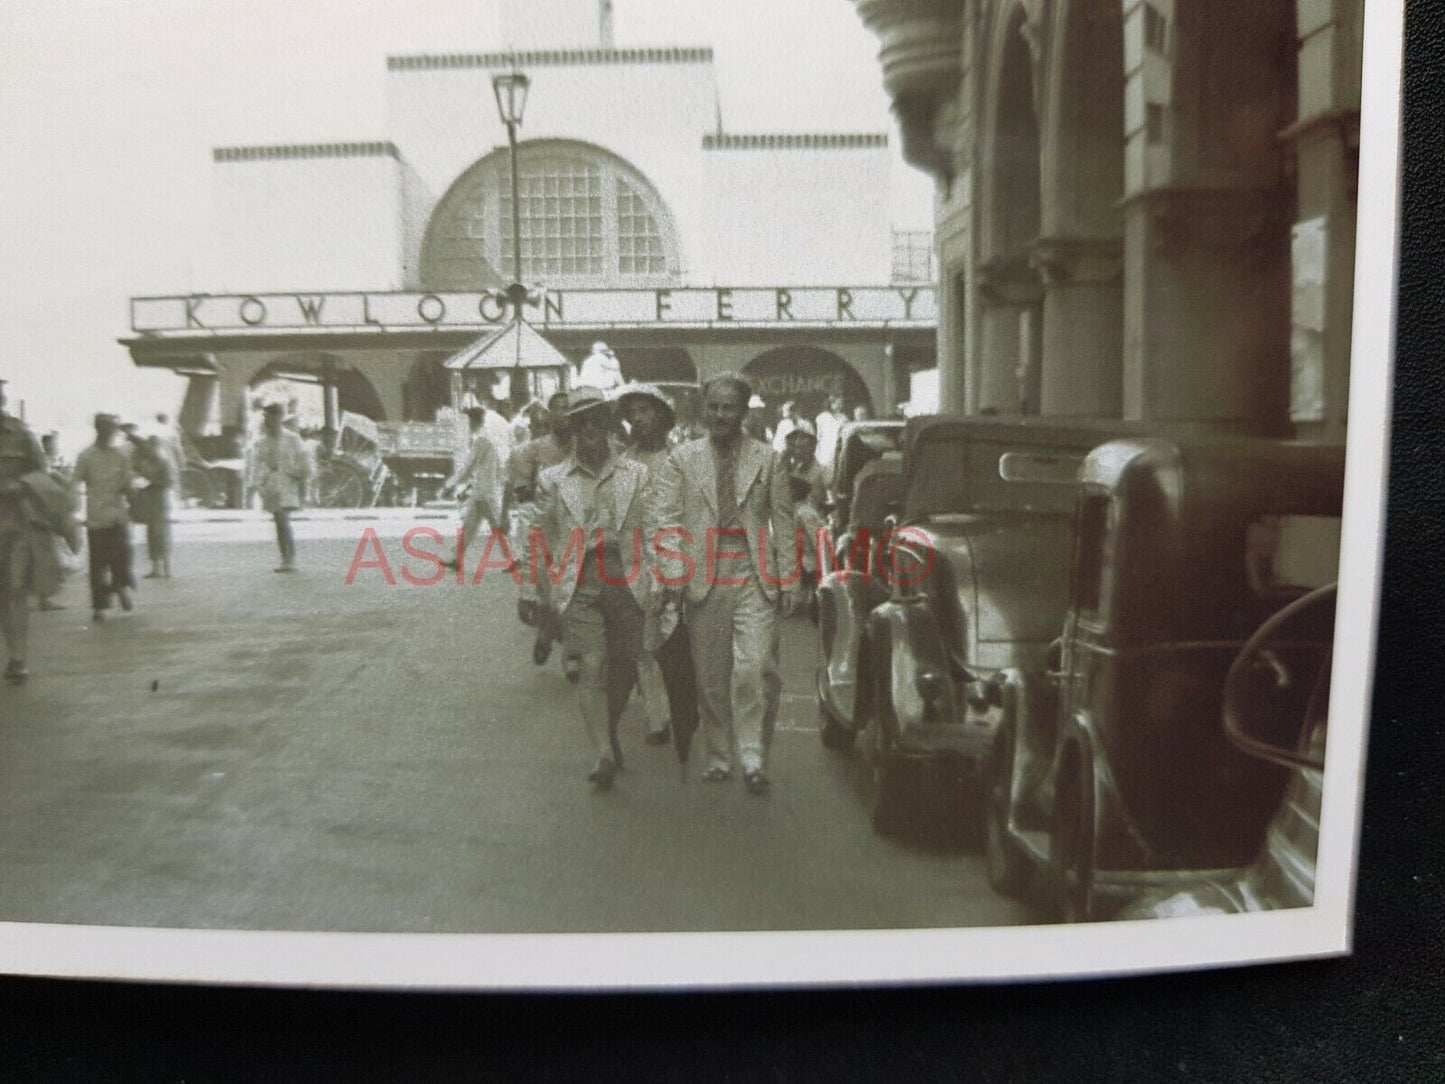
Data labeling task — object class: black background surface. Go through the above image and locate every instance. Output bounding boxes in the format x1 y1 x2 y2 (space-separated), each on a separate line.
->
2 3 1443 1079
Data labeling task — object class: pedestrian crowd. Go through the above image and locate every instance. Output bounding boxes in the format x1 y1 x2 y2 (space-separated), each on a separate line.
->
1 359 855 802
0 380 194 684
484 366 846 796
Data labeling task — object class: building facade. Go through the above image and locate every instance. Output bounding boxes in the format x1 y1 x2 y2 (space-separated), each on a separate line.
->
855 0 1362 444
124 0 937 450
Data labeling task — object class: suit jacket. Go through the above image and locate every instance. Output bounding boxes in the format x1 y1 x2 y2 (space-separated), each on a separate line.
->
529 452 653 616
654 436 799 605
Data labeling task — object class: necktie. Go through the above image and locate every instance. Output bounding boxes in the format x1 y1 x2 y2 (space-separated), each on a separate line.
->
714 445 739 528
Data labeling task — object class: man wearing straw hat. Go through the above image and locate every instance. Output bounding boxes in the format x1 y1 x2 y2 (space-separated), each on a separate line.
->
617 382 696 749
528 385 653 789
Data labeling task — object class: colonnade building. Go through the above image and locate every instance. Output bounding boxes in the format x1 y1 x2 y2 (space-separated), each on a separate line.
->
124 0 937 447
855 0 1362 443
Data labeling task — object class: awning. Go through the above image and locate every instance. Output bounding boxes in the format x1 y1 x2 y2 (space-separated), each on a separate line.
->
442 319 570 371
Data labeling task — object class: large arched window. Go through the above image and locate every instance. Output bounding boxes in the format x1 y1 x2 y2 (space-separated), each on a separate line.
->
420 139 681 290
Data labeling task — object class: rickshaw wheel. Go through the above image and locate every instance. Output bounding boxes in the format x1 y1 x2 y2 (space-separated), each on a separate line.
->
316 459 369 508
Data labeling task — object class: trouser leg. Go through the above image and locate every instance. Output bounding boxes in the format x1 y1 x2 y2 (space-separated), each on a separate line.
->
274 511 296 565
689 587 740 773
635 653 670 734
86 527 109 611
0 594 26 664
731 576 781 776
455 499 488 562
111 525 134 592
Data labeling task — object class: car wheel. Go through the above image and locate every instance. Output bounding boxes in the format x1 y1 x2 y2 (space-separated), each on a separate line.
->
1049 758 1097 922
984 732 1030 898
819 706 855 752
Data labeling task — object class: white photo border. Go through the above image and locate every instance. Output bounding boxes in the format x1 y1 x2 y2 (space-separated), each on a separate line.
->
0 0 1404 989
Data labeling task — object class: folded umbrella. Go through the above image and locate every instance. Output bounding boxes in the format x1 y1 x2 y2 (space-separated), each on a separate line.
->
654 617 699 778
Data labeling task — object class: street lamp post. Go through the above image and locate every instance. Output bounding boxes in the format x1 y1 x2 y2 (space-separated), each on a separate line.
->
492 69 532 406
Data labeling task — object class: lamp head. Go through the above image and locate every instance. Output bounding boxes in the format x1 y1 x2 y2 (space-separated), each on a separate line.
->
492 70 531 127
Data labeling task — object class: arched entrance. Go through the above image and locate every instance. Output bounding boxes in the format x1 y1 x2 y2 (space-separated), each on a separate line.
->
743 346 872 424
403 352 452 421
248 354 386 424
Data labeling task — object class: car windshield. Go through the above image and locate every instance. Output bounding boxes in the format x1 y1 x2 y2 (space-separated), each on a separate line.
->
906 439 1082 517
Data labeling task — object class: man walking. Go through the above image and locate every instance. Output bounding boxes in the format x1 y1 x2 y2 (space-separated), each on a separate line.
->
510 390 573 669
245 403 313 573
814 394 848 478
618 382 694 747
655 372 801 793
441 401 505 570
0 379 49 682
72 413 136 621
529 386 653 789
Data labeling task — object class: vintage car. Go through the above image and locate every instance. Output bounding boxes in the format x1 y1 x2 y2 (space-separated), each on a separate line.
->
982 437 1343 920
858 416 1142 838
824 420 904 536
1117 583 1335 919
815 451 903 749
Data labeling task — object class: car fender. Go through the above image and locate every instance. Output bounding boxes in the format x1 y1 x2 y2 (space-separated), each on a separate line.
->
995 667 1058 823
867 599 959 742
816 570 869 726
1054 711 1154 873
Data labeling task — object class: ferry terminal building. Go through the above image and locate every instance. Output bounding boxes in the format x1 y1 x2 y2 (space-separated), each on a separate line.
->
123 0 938 474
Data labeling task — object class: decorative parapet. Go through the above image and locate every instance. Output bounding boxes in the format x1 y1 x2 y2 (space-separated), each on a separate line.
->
701 133 888 151
214 142 400 163
855 0 964 179
387 47 713 71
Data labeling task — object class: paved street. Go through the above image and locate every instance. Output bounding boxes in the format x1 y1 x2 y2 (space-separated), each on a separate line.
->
0 514 1038 933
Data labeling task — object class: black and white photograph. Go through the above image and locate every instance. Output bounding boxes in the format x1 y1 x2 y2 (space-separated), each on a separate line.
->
0 0 1399 988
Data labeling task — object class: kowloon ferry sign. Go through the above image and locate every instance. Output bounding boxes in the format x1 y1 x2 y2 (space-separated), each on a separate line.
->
130 286 937 336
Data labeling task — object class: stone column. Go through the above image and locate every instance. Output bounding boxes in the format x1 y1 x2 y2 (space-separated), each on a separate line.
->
1121 187 1291 434
975 256 1042 414
1031 237 1123 417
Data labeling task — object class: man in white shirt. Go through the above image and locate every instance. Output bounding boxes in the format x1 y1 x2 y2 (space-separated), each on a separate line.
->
72 413 137 618
814 394 848 477
442 404 505 571
577 341 624 392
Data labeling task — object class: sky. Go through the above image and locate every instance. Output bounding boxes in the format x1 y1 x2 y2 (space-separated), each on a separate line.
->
0 0 932 450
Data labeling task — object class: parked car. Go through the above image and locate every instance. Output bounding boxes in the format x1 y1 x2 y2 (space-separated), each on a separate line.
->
825 420 903 536
1117 583 1335 919
983 437 1344 920
857 416 1137 838
815 451 903 749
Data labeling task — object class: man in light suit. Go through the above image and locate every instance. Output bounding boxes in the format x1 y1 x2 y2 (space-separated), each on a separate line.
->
529 385 654 789
654 372 801 793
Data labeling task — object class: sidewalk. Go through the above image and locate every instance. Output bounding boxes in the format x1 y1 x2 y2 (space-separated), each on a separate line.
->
170 504 457 525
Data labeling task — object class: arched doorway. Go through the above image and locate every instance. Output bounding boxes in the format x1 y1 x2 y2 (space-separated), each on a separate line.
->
403 352 452 422
743 346 873 425
977 5 1044 414
248 355 386 424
